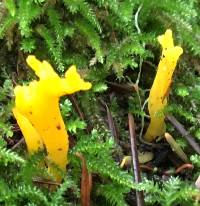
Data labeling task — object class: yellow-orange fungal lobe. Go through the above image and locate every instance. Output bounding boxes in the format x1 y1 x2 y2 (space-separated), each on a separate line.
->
144 29 183 142
13 55 92 181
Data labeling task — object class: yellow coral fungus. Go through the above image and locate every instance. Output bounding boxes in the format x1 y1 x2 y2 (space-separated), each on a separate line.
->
144 29 183 142
13 55 91 181
13 108 44 154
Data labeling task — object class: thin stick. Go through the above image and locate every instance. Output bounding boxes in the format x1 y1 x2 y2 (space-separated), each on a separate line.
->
69 94 90 133
69 95 85 121
105 103 119 142
11 138 25 150
32 178 60 186
128 113 145 206
99 99 119 143
167 115 200 154
107 82 135 93
175 163 194 174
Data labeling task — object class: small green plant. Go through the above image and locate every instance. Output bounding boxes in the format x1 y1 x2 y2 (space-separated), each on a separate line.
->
0 80 13 139
137 177 199 206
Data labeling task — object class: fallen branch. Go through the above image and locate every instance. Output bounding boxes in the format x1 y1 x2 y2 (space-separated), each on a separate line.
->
166 115 200 154
128 113 145 206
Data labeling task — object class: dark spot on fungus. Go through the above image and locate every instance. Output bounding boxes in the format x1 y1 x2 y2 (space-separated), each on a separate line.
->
58 148 62 151
56 124 61 130
29 111 33 115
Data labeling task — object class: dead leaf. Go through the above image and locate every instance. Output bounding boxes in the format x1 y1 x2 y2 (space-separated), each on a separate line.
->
76 152 92 206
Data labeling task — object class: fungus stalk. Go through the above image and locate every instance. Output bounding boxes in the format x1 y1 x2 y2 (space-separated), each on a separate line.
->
13 55 91 181
144 29 183 142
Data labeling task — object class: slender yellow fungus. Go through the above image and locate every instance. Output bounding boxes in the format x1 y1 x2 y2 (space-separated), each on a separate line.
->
13 55 91 181
13 108 44 153
144 29 183 142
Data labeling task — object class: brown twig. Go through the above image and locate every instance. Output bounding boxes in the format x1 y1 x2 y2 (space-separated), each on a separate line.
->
107 82 136 93
128 113 145 206
32 177 60 186
140 165 154 172
69 94 90 133
105 104 118 141
69 95 85 121
175 163 194 174
99 99 119 143
166 115 200 154
11 138 25 150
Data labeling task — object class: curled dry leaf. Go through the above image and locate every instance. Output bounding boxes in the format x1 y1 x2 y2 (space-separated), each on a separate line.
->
120 151 154 168
76 152 92 206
